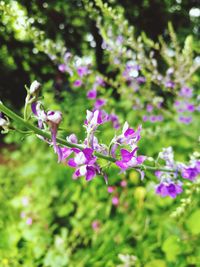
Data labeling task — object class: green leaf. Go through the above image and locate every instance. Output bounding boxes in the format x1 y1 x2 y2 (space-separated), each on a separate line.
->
186 210 200 235
162 235 181 262
145 259 167 267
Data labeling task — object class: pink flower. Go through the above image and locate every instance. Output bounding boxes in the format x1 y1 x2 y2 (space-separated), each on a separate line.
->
120 180 127 187
112 196 119 206
26 217 33 225
107 186 115 193
92 220 100 230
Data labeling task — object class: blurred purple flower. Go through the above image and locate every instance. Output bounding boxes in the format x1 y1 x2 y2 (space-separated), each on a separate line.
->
109 113 120 129
165 81 175 89
77 66 89 77
94 98 106 109
156 181 182 198
73 80 82 87
87 89 97 99
179 87 193 98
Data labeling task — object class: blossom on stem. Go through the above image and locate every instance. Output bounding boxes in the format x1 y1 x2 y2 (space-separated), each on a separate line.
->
46 110 63 162
68 148 100 181
116 148 146 170
111 122 142 154
85 110 109 132
31 101 47 129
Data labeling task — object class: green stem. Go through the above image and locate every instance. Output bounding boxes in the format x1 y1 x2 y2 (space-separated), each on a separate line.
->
0 102 176 173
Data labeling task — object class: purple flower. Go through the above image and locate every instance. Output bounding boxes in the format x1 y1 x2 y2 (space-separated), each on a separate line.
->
73 80 82 87
186 103 195 112
87 89 97 99
68 148 99 181
121 122 142 145
85 110 108 130
165 81 175 89
58 64 67 73
94 98 106 109
77 66 89 77
179 87 193 98
116 35 124 45
66 134 78 144
142 115 149 122
47 110 63 162
150 115 157 123
95 76 105 86
58 64 73 76
109 113 120 129
60 147 72 161
179 116 192 124
146 104 153 113
111 122 142 158
90 136 108 155
157 115 163 121
115 148 146 170
159 147 174 166
156 181 182 198
136 76 146 84
182 162 200 181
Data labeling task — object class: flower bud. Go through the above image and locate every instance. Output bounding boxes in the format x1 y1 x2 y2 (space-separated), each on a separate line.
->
0 117 9 128
30 80 41 95
47 111 62 125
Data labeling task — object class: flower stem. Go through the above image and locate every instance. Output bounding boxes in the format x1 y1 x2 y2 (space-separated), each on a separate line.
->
0 102 176 173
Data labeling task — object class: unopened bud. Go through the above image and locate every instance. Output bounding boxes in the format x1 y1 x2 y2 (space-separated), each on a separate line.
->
30 80 41 95
47 111 62 125
0 116 9 131
0 117 9 127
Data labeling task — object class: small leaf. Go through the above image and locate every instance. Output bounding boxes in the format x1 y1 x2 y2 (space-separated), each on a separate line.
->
186 210 200 235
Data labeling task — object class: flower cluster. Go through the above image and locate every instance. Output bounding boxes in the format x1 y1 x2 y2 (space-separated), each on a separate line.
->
25 82 199 198
155 147 200 198
1 80 199 200
155 147 183 198
142 101 164 123
174 86 199 124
